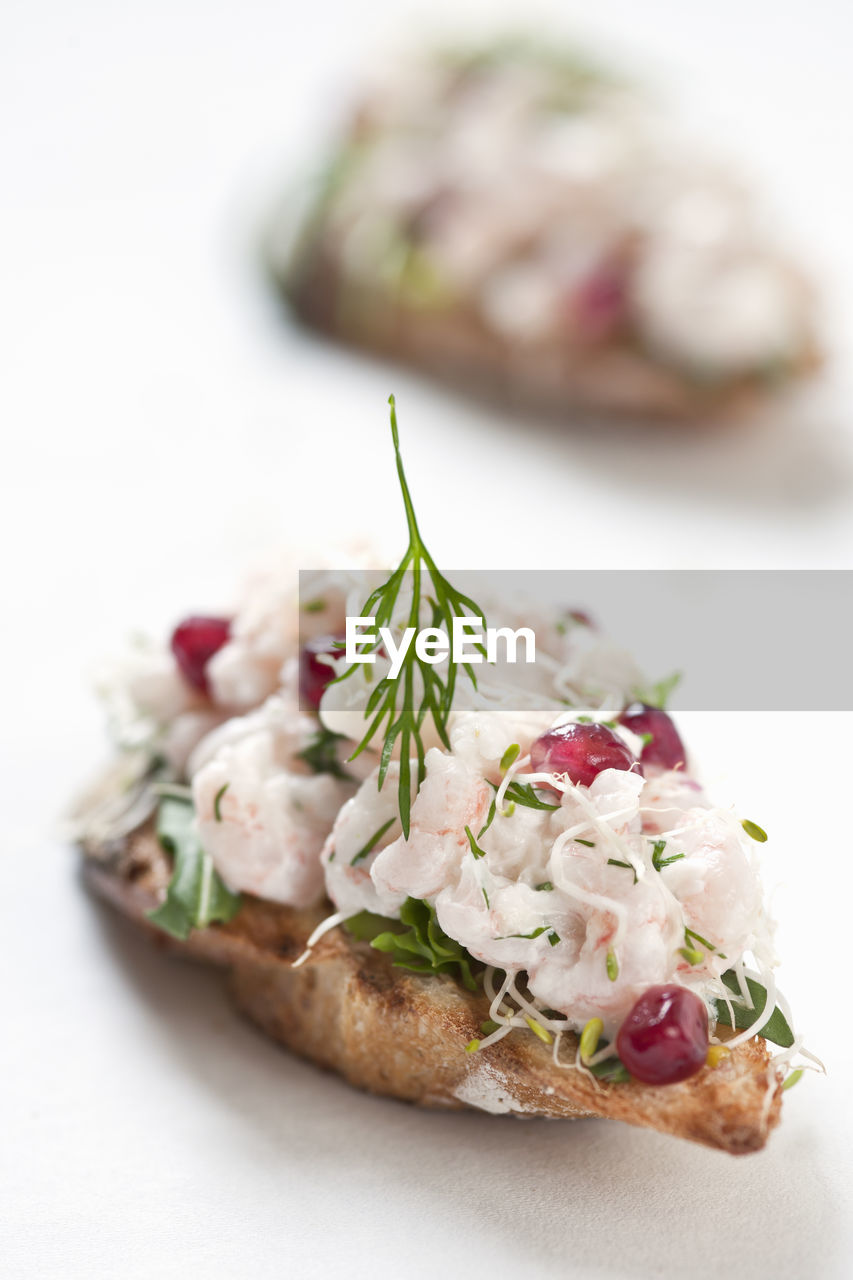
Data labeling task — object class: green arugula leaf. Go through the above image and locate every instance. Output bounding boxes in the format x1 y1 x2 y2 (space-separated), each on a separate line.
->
588 1056 632 1083
147 797 241 941
713 970 794 1047
344 897 480 991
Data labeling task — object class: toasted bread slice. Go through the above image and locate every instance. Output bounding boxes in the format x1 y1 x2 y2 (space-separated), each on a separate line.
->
80 818 782 1153
279 247 819 423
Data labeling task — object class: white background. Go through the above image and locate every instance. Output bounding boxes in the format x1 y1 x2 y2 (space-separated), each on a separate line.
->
2 1 852 1276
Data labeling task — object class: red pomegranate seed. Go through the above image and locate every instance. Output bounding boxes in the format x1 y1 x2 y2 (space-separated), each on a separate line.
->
566 608 596 630
619 703 686 770
530 722 639 788
170 616 231 693
570 263 627 342
299 635 344 709
616 985 709 1085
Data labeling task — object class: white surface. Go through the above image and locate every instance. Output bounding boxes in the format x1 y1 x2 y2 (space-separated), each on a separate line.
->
2 1 853 1277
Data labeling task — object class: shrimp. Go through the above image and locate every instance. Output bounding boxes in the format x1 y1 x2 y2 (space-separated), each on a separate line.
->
659 808 766 959
322 764 403 916
371 749 491 905
192 713 353 908
640 769 709 835
207 563 362 711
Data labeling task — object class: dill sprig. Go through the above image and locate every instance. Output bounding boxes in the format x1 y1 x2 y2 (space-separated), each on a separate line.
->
339 396 486 837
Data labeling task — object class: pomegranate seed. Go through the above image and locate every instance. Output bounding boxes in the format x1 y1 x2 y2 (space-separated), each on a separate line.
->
530 722 639 788
620 703 686 770
299 635 344 709
616 985 709 1085
170 616 231 693
570 263 627 342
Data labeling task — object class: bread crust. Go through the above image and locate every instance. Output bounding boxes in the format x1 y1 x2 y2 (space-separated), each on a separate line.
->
80 819 783 1153
275 237 820 423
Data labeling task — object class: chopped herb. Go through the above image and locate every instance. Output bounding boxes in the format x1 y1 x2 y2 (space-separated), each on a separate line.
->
548 931 560 946
482 887 490 908
465 825 487 859
606 949 619 981
651 838 684 872
638 732 654 747
478 793 497 838
742 819 768 843
350 817 396 865
536 881 554 892
492 779 560 812
213 782 229 822
685 926 716 951
576 838 596 848
500 743 520 771
147 797 241 941
297 726 352 780
607 857 637 883
302 598 326 613
712 970 794 1047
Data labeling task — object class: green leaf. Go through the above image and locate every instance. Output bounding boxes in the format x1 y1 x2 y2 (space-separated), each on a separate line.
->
213 782 229 822
651 838 684 872
350 817 396 865
634 671 681 710
490 779 559 812
607 857 637 884
147 797 241 941
337 398 488 838
464 824 487 859
344 896 480 991
297 726 352 780
588 1057 632 1084
713 970 794 1047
